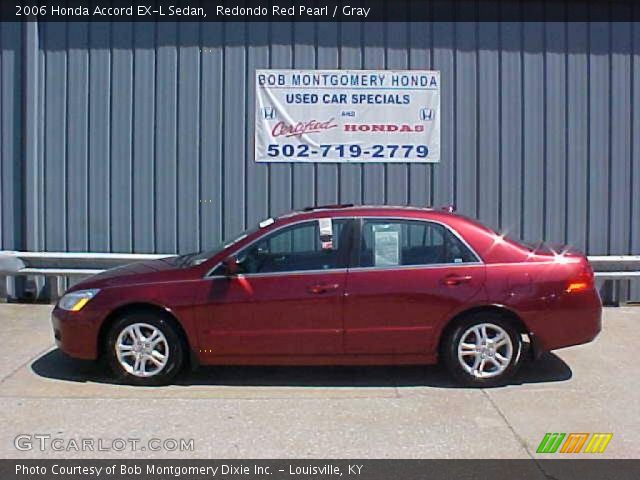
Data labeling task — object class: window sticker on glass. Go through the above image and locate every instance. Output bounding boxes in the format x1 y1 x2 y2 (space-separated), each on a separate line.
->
318 218 333 250
373 224 400 266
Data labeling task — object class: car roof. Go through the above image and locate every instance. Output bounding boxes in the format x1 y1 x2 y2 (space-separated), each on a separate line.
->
277 205 458 222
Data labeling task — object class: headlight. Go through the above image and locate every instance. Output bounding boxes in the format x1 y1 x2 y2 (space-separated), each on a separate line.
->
58 289 100 312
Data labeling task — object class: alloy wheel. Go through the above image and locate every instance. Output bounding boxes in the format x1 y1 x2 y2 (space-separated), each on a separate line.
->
457 323 514 379
115 322 169 378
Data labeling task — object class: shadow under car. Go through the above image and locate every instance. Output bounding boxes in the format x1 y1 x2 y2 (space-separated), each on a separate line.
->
30 349 572 388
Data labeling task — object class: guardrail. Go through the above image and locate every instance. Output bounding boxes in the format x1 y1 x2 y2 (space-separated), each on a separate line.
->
587 256 640 306
0 251 175 301
0 251 639 305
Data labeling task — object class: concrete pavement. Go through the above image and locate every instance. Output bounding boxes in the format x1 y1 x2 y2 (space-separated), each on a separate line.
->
0 304 638 458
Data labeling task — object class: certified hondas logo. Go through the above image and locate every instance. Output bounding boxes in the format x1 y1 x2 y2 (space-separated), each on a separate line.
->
536 432 613 454
271 119 338 138
344 123 425 132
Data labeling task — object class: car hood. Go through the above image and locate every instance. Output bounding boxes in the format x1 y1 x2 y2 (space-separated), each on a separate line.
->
70 257 183 290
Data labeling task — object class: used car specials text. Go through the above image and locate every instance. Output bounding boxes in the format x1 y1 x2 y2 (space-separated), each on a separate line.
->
15 463 364 477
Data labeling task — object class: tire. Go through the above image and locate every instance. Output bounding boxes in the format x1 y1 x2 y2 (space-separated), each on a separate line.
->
441 312 523 387
105 312 185 386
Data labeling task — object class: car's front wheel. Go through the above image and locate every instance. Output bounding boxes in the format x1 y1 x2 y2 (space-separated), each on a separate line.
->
105 312 185 386
442 313 523 387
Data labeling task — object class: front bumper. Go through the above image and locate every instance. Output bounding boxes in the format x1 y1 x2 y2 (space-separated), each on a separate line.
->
51 307 101 360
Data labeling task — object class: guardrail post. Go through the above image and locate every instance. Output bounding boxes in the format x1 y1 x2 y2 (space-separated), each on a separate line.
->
616 280 629 307
599 280 614 307
55 277 66 300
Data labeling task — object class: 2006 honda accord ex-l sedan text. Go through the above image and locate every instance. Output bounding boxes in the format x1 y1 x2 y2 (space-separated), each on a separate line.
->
52 205 602 387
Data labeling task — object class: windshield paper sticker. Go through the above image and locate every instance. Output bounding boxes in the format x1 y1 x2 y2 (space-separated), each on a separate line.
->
318 218 334 250
373 225 401 266
255 69 440 163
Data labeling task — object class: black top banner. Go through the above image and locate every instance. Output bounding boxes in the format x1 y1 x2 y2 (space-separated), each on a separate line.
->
0 0 638 22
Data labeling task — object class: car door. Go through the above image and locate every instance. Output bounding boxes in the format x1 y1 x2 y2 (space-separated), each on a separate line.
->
343 218 485 355
192 218 355 358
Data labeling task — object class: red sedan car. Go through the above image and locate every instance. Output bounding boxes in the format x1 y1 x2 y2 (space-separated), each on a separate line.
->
52 205 601 387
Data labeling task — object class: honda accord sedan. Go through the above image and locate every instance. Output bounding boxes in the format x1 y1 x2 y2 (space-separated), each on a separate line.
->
52 205 601 387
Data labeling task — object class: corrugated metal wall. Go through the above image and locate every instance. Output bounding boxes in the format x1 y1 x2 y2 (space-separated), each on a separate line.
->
0 23 22 253
1 18 639 299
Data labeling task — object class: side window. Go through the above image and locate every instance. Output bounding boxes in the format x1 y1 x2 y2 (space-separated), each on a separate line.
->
443 228 479 263
236 219 349 274
359 219 477 267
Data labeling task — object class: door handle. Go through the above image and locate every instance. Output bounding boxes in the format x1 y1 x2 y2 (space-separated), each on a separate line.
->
307 283 340 294
442 275 473 286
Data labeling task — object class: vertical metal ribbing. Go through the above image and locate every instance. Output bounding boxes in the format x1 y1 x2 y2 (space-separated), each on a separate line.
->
23 22 39 253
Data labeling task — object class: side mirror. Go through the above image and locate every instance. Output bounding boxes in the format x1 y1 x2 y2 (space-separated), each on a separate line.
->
222 256 239 275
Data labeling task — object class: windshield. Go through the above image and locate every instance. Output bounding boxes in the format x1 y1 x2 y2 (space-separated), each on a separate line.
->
174 224 262 267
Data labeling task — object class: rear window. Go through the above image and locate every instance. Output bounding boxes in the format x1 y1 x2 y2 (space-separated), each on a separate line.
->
503 236 539 252
455 214 538 252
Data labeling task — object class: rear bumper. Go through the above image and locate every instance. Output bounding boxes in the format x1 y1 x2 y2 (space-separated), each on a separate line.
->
530 289 602 352
51 307 101 360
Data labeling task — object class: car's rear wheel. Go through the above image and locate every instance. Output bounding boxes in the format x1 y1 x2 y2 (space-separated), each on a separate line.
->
105 313 184 386
442 312 523 387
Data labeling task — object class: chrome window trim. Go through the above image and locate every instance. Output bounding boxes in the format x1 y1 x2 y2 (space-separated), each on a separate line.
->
204 214 484 279
209 268 349 280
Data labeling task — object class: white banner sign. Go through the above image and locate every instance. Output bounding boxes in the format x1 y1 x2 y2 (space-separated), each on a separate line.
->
255 69 440 163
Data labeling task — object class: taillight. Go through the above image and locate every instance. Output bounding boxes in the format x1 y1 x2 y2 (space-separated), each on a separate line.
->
565 263 594 293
